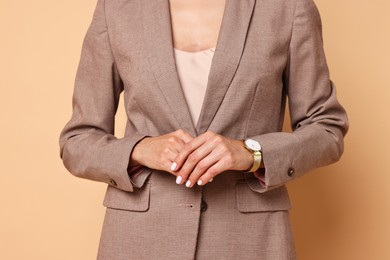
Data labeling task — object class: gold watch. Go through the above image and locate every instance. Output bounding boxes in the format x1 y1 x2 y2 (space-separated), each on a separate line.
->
242 138 262 173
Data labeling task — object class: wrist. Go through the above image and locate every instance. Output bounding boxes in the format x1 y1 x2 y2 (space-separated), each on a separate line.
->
241 138 262 173
129 136 150 167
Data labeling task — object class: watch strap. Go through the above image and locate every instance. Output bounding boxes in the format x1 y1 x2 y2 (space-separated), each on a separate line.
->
244 150 262 173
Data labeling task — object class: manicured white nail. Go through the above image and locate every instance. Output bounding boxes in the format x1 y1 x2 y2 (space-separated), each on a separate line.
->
209 178 213 182
197 179 203 185
171 162 177 171
185 180 191 187
176 175 182 184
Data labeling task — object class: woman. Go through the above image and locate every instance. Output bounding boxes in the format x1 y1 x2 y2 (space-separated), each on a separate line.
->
59 0 349 259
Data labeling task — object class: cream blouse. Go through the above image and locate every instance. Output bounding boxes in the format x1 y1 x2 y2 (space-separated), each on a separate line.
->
173 47 215 127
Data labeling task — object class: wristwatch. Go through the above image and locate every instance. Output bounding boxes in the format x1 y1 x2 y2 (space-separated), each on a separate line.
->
242 138 262 173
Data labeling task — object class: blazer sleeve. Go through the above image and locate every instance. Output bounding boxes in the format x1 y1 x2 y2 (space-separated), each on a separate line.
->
244 0 349 193
58 0 148 192
128 165 153 188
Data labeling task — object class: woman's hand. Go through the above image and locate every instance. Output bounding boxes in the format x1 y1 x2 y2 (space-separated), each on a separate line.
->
130 129 194 176
171 130 253 187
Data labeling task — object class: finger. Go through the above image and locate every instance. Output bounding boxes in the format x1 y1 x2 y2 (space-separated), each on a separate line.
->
167 135 187 153
159 158 178 176
159 148 180 174
186 150 220 188
177 141 214 186
196 160 227 186
175 129 194 143
171 134 207 173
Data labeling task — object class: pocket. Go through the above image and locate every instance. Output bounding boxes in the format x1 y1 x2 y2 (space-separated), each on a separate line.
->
102 181 151 212
235 181 292 212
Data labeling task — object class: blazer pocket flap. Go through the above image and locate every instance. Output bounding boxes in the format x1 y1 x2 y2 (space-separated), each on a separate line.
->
236 182 291 212
103 182 151 212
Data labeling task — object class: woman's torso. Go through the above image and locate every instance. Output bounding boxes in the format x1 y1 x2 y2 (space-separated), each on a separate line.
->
66 0 346 258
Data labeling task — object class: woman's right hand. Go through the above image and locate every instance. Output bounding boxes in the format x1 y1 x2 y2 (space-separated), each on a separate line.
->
129 129 194 176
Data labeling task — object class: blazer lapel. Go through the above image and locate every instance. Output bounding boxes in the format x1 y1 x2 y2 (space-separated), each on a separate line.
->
141 0 256 137
141 0 197 137
195 0 256 134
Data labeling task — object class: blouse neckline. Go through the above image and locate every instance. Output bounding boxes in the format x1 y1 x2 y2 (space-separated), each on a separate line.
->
173 47 216 54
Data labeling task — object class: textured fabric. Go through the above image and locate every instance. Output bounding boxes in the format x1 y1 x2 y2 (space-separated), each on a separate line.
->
129 48 215 187
128 164 151 188
128 47 268 188
99 171 295 260
58 0 349 259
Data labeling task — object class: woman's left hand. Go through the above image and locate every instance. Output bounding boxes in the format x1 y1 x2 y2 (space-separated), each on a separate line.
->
171 130 253 188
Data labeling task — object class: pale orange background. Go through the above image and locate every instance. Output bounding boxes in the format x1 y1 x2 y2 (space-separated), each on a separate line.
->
0 0 389 259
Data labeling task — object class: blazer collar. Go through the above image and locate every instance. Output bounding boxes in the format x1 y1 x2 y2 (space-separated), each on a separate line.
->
141 0 255 137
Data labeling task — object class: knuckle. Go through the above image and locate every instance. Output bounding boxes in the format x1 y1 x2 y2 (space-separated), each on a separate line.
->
224 156 234 166
175 154 182 161
217 145 228 154
207 168 217 177
206 130 214 135
225 149 234 158
179 170 189 179
197 161 207 171
213 135 223 143
168 136 178 143
176 129 184 135
221 144 228 151
183 143 192 151
207 130 216 138
188 154 198 163
202 131 210 139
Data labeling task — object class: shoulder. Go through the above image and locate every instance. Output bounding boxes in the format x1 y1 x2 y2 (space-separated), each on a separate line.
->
104 0 140 12
103 0 142 28
291 0 323 34
253 0 321 20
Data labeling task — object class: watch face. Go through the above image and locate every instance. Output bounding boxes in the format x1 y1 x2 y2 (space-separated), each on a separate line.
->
245 139 261 151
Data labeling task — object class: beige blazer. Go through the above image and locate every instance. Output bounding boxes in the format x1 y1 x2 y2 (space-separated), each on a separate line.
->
59 0 349 259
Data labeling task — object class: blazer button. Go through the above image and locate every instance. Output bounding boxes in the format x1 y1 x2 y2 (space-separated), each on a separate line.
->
109 179 117 186
287 167 295 177
200 200 208 212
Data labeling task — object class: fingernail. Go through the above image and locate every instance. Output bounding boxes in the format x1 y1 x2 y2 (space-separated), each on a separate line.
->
209 178 213 182
171 162 177 171
176 175 182 184
197 179 203 185
185 180 191 187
